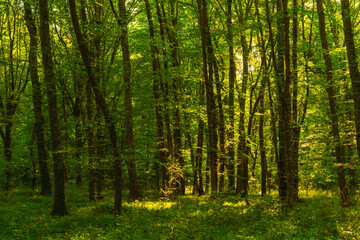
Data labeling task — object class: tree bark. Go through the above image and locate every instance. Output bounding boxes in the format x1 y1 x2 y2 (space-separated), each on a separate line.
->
197 0 218 193
24 2 52 195
214 60 226 192
196 82 205 195
144 0 168 193
226 0 236 191
117 0 141 201
316 0 351 206
340 0 360 163
39 0 67 215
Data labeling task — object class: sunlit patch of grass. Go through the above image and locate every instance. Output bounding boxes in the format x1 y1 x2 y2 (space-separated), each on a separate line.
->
124 200 176 210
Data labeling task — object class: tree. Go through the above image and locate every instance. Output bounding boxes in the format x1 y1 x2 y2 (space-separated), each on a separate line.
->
339 0 360 163
39 0 67 215
24 1 51 195
197 0 218 193
316 0 351 206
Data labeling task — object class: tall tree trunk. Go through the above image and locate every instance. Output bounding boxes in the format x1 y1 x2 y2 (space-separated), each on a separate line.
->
87 81 96 201
30 127 36 191
155 0 173 175
118 0 141 201
74 72 84 187
290 0 300 201
95 106 105 200
276 0 288 201
161 1 186 195
316 0 351 206
339 0 360 162
197 0 218 193
196 82 205 195
69 0 122 215
214 60 226 192
255 0 268 196
265 0 280 174
259 85 267 195
236 34 249 196
281 0 295 207
144 0 168 193
24 2 52 195
39 0 67 215
226 0 236 191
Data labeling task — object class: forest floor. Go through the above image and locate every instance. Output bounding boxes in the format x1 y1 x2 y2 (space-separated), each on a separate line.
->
0 185 359 239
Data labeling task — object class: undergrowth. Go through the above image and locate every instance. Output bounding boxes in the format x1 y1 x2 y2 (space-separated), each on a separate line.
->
0 185 359 239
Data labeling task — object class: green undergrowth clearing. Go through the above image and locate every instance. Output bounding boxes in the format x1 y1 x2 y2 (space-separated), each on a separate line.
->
0 186 359 239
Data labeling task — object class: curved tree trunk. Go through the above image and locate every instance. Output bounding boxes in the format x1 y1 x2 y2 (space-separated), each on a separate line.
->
69 0 123 215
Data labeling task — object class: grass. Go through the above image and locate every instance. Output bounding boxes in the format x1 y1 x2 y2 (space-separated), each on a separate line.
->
0 185 359 239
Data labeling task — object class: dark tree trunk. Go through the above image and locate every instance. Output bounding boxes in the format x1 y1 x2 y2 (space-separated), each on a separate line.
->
290 0 300 201
276 0 288 201
118 0 141 201
74 73 84 187
255 0 268 196
340 0 360 163
87 81 96 201
196 82 205 195
39 0 67 215
236 34 249 196
24 2 52 195
197 0 218 193
281 0 295 207
214 61 226 192
265 0 280 175
144 0 168 193
155 0 173 175
161 1 186 195
69 0 122 215
30 128 36 191
226 0 236 191
259 90 267 195
95 107 105 200
316 0 351 206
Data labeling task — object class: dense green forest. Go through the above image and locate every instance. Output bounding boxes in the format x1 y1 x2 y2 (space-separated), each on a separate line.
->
0 0 360 238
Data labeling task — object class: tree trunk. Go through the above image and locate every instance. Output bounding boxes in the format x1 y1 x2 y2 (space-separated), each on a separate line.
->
24 2 52 195
197 0 218 193
118 0 141 201
316 0 351 206
87 81 96 201
281 0 295 207
214 60 226 192
276 0 288 201
144 0 168 193
196 82 205 195
74 72 84 187
340 0 360 163
95 107 105 200
155 0 173 178
226 0 236 191
236 34 249 196
39 0 67 215
255 0 268 196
